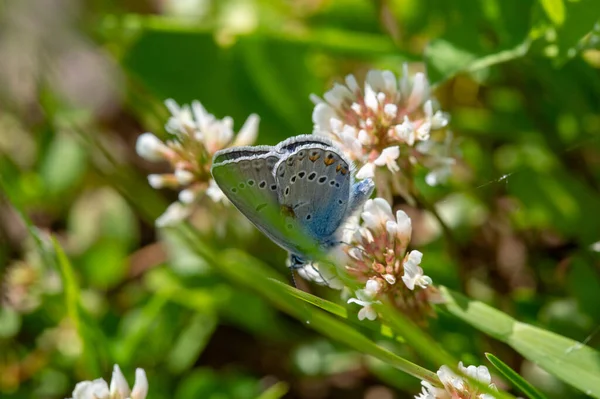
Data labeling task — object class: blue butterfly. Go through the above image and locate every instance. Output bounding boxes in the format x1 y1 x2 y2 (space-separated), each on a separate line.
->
211 135 374 269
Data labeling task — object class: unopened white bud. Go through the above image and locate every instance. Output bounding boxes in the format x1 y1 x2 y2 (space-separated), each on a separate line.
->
174 169 194 185
136 133 168 161
148 174 165 189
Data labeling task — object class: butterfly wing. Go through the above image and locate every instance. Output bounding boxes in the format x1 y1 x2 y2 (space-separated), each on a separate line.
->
211 148 307 255
276 134 334 154
274 144 352 244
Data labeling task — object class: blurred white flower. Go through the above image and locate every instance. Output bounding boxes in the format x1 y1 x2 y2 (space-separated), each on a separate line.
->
136 99 260 226
416 131 457 187
155 202 192 228
68 365 148 399
135 133 172 162
416 362 497 399
344 198 436 321
311 65 454 197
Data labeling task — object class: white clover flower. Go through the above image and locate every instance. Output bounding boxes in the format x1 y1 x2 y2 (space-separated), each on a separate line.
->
136 99 260 226
416 362 497 399
402 250 432 290
343 198 436 321
347 297 379 321
311 65 453 197
68 365 148 399
347 279 382 320
373 146 401 174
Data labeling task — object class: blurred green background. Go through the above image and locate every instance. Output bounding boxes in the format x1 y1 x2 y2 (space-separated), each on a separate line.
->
1 0 599 398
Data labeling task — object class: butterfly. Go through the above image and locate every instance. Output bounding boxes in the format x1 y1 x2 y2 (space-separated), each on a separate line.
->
211 135 374 270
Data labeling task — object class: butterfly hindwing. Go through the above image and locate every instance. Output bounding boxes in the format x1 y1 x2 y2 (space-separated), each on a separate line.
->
275 144 351 242
276 134 334 154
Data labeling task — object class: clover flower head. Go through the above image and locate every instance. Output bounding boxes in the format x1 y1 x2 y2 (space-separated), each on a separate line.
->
311 65 454 198
416 362 497 399
343 198 435 322
68 364 148 399
136 99 260 226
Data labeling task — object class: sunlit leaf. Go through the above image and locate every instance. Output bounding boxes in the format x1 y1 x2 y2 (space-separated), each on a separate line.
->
538 0 565 26
441 287 600 397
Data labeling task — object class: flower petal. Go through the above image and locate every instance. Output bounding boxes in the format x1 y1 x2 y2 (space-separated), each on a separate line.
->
233 114 260 146
109 365 131 399
131 368 149 399
356 162 375 179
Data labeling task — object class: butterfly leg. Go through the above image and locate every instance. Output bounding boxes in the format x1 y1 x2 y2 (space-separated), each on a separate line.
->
347 178 375 216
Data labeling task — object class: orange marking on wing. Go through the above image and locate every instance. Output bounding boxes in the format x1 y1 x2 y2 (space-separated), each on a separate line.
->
324 157 335 166
309 154 320 162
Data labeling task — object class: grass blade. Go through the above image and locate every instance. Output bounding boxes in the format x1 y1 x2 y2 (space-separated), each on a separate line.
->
486 353 548 399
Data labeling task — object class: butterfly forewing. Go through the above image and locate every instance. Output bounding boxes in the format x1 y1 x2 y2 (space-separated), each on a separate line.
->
211 150 308 255
275 145 351 242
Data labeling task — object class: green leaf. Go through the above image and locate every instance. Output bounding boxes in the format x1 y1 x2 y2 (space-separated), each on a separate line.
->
268 278 347 318
114 294 168 365
52 236 101 376
167 313 217 374
424 0 534 84
40 133 87 196
486 353 548 399
441 287 600 397
538 0 565 26
256 381 289 399
173 226 440 386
